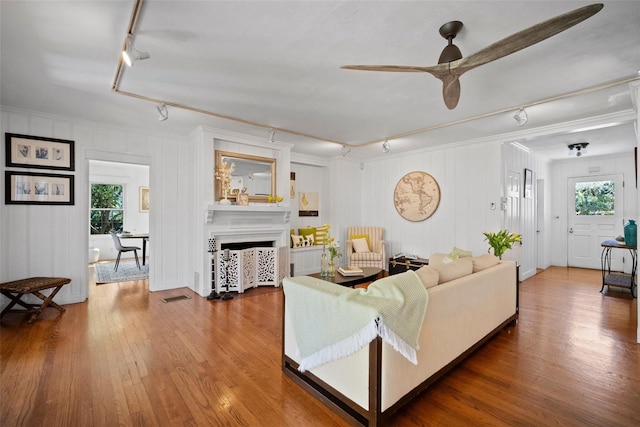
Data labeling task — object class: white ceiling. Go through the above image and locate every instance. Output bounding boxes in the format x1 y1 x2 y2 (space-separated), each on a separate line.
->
1 1 638 161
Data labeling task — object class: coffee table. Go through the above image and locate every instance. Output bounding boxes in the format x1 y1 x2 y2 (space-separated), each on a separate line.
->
308 267 383 288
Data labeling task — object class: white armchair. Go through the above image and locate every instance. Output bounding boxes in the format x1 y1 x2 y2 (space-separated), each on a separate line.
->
346 226 386 270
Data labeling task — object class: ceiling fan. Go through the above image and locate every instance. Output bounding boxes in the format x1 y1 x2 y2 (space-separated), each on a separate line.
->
341 3 604 110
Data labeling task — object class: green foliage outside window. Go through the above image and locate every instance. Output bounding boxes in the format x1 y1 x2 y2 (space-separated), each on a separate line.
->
575 181 614 216
90 184 124 234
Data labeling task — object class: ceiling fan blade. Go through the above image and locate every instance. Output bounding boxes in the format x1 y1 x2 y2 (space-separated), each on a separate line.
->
341 65 432 73
453 3 603 75
442 76 461 110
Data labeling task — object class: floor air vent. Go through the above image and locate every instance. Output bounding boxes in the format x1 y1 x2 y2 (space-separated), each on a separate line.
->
162 295 191 303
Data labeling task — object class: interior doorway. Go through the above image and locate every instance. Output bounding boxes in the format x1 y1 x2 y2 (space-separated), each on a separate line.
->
88 159 150 284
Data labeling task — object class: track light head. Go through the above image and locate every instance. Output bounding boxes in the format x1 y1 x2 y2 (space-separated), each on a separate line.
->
341 145 351 157
157 103 168 121
122 36 150 67
382 139 391 153
514 108 528 126
268 128 275 143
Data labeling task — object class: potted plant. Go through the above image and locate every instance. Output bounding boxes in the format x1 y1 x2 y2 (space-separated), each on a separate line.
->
483 229 521 259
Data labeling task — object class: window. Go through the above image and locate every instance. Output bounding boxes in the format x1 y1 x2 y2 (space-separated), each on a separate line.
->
574 180 615 216
90 184 124 234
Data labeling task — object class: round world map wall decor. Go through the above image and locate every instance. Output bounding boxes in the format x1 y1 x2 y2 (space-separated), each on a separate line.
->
393 171 441 222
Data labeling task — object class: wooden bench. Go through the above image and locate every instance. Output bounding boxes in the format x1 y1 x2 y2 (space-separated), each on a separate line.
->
0 277 71 323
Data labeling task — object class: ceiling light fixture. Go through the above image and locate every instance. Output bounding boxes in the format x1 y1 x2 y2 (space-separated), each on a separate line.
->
122 36 150 67
568 142 589 157
268 128 275 143
156 103 168 121
382 139 391 153
341 145 351 157
513 108 528 126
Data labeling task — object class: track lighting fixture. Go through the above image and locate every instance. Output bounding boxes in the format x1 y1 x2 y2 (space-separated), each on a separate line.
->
122 36 150 67
156 103 168 121
568 142 589 157
341 145 351 157
513 108 528 126
382 139 391 153
268 128 275 143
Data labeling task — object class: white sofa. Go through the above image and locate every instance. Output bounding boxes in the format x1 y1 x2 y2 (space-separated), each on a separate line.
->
282 256 517 426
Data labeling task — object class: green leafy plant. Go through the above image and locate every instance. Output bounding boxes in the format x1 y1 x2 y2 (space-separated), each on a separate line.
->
483 229 521 259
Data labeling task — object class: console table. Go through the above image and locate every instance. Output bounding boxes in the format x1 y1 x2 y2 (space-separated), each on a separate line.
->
600 241 637 298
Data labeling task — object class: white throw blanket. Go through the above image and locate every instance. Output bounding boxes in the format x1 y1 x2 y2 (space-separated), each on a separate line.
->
283 271 428 372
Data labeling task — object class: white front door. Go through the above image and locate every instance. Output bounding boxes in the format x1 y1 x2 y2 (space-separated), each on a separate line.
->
567 174 624 270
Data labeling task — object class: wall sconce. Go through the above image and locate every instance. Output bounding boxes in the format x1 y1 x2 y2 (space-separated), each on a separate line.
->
341 145 351 156
382 139 391 153
268 128 275 143
513 108 528 126
568 142 589 157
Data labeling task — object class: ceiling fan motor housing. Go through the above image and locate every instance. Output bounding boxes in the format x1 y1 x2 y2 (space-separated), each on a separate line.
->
438 21 464 63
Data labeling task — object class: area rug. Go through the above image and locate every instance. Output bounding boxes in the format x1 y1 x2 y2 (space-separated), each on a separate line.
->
94 260 149 284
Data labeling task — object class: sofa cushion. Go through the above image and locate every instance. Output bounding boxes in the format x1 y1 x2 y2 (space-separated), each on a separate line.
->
352 237 370 253
433 258 473 284
470 254 500 272
415 266 439 289
428 253 449 266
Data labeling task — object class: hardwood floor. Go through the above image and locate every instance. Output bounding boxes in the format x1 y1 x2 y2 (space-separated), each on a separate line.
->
1 267 637 426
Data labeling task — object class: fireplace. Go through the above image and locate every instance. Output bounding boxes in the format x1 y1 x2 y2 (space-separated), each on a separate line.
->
206 208 290 294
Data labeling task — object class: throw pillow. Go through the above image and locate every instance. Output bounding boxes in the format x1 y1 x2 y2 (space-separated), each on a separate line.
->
352 237 370 253
415 266 439 289
470 254 500 272
298 227 317 242
433 258 473 284
302 233 315 246
315 225 329 246
349 234 370 249
291 234 303 248
452 246 473 258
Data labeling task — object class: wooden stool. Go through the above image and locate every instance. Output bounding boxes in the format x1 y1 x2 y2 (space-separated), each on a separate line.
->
0 277 71 323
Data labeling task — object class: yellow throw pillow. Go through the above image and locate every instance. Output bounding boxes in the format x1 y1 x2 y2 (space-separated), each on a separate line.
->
350 234 370 249
315 225 329 246
298 227 317 239
452 247 473 258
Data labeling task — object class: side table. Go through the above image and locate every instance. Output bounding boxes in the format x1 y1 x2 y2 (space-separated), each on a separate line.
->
388 257 429 275
600 241 637 298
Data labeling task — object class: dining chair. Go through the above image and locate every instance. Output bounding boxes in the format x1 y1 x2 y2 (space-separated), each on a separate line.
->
110 232 141 272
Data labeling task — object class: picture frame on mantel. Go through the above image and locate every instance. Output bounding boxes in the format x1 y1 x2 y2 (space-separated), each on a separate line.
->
5 171 74 205
5 133 75 171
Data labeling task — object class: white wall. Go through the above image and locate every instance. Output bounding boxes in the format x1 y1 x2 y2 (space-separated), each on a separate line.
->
550 153 638 268
1 107 190 307
88 160 149 261
351 140 503 262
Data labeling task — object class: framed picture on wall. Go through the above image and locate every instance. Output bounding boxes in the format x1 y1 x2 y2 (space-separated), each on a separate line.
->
5 133 75 171
139 186 149 212
524 168 533 199
5 171 74 205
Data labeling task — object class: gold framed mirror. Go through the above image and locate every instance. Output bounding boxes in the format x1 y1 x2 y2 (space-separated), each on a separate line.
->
215 150 276 203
